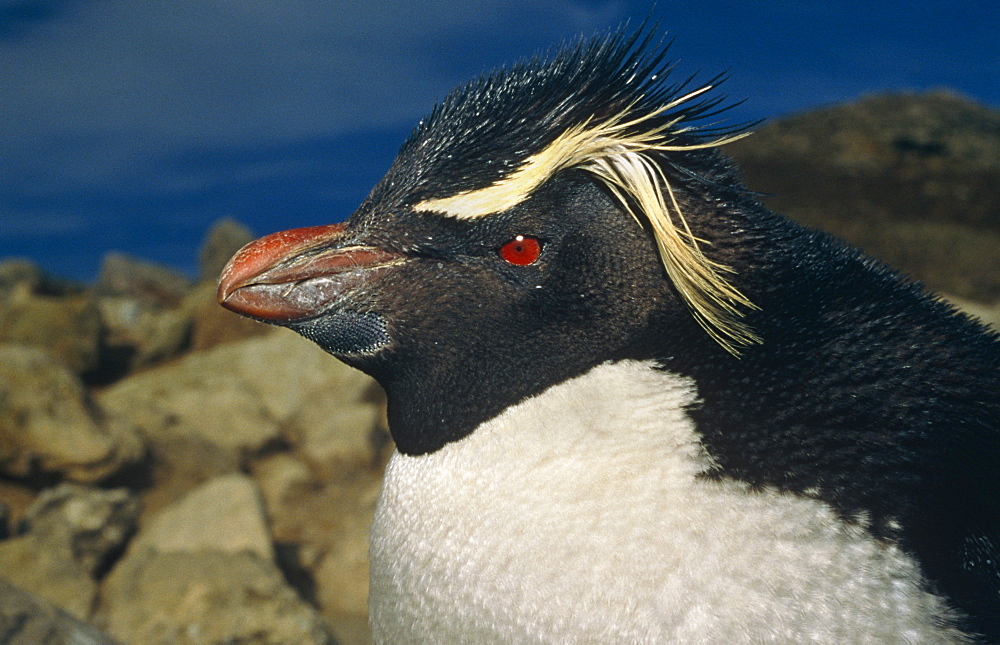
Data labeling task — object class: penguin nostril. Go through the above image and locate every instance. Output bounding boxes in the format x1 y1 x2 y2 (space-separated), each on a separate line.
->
499 235 542 266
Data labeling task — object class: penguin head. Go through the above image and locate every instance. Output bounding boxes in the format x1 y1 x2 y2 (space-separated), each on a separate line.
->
218 29 760 453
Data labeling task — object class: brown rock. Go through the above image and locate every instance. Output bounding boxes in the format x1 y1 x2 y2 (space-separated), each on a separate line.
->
96 252 190 308
941 295 1000 331
0 292 103 374
0 534 96 620
98 329 384 469
101 474 333 644
134 474 273 561
100 550 335 645
255 463 382 634
0 259 81 300
0 344 145 483
97 340 284 461
727 92 1000 301
188 281 272 352
0 577 117 645
19 484 139 577
0 259 45 300
95 295 194 373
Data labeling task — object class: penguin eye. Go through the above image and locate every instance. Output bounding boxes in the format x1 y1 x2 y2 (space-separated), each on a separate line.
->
499 235 542 266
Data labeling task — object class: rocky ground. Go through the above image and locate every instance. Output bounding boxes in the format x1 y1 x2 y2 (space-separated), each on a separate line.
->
1 92 998 644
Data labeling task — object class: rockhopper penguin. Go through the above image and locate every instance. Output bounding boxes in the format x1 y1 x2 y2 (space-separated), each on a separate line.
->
218 29 1000 643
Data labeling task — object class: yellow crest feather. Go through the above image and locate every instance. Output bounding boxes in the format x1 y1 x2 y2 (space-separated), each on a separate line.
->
414 86 760 356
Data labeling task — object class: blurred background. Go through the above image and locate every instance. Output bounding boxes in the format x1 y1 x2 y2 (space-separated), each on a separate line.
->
3 0 998 281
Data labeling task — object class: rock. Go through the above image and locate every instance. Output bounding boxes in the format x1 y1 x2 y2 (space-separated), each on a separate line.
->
255 466 382 628
19 484 139 576
101 474 333 644
0 292 103 374
313 512 373 617
727 92 1000 301
0 259 82 300
198 218 255 283
0 259 45 300
253 454 315 520
93 255 208 377
98 329 384 470
0 577 116 645
0 533 96 620
96 252 190 308
0 484 138 622
0 344 145 483
100 550 335 645
95 296 193 372
188 282 272 351
135 474 273 560
98 344 283 462
286 371 388 481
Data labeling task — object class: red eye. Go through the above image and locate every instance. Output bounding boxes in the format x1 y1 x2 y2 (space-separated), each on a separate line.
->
499 235 542 266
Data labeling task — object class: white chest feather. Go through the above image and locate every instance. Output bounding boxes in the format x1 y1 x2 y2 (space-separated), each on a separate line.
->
370 361 965 643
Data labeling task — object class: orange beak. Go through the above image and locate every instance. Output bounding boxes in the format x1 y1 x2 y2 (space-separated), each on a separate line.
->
217 222 403 323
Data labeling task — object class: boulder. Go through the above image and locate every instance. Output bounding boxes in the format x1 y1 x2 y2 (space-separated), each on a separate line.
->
94 295 194 373
0 344 145 483
133 474 272 560
0 258 82 299
19 484 139 576
0 577 116 645
98 329 385 472
96 253 190 308
188 281 272 351
0 484 138 621
943 295 1000 331
0 292 103 374
100 474 334 644
0 535 96 620
727 92 1000 301
254 460 383 627
100 550 335 645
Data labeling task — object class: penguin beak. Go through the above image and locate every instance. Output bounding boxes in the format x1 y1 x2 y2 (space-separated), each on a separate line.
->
217 222 404 324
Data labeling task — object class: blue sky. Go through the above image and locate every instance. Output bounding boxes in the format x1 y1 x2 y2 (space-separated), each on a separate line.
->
2 0 997 282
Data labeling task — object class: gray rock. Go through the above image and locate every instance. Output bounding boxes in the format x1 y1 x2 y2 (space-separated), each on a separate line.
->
100 550 335 645
135 473 273 561
0 484 138 622
198 217 255 283
0 344 146 482
0 577 117 645
20 484 139 576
